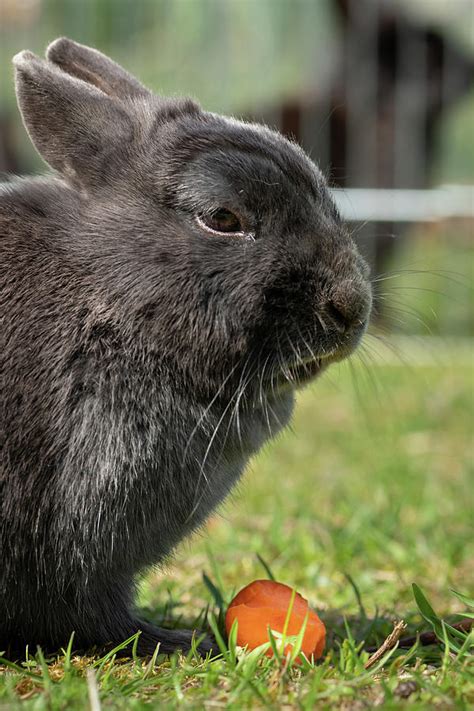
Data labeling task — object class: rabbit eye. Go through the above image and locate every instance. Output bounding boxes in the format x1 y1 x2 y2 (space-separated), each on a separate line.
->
198 209 242 235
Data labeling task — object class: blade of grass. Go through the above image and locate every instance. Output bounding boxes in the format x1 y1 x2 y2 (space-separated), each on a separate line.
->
227 618 239 666
61 632 75 675
207 614 227 659
35 647 51 692
266 627 282 664
202 572 225 616
287 612 310 666
92 633 141 670
256 553 276 581
450 589 474 608
412 584 462 654
344 573 367 621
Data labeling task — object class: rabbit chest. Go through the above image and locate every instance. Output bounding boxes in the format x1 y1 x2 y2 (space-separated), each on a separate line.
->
53 356 294 573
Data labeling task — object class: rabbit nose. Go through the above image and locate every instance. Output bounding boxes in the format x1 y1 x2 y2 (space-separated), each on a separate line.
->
325 281 371 333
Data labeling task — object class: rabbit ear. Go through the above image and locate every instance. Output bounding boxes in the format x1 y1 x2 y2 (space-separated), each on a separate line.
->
13 50 133 189
46 37 150 100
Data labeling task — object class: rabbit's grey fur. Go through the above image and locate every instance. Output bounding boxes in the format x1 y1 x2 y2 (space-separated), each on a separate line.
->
0 38 371 657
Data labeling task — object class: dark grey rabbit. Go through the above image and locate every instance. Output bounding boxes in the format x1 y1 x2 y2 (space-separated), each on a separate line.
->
0 38 372 658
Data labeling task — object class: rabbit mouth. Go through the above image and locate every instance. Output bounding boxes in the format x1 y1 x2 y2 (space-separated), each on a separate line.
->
272 345 353 390
271 356 325 391
288 358 324 387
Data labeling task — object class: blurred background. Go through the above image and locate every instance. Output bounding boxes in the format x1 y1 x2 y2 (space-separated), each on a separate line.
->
0 0 473 336
0 0 473 636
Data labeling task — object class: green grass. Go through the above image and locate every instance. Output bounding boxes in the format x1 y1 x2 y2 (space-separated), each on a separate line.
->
1 342 473 709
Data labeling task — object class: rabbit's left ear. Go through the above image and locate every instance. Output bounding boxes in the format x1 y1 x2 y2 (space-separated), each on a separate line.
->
46 37 151 100
13 50 133 189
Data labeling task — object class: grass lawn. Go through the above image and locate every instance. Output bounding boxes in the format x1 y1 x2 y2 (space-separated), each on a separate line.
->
1 339 473 709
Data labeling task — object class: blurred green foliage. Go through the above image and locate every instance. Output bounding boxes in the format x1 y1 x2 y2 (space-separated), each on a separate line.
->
0 0 334 171
381 222 473 337
0 0 335 112
434 90 474 185
1 0 473 181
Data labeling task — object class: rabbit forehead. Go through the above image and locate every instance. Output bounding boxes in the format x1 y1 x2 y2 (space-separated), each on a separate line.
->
175 147 314 220
163 113 327 199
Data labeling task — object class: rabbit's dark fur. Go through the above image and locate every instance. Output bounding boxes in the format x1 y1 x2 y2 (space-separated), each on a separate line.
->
0 39 372 658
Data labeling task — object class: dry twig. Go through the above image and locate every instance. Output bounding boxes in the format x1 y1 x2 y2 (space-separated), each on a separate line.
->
364 620 407 669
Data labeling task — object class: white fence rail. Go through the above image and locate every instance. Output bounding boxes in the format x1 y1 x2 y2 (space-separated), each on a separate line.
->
330 185 474 223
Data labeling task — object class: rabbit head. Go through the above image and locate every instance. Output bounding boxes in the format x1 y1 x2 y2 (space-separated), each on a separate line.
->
13 38 371 412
